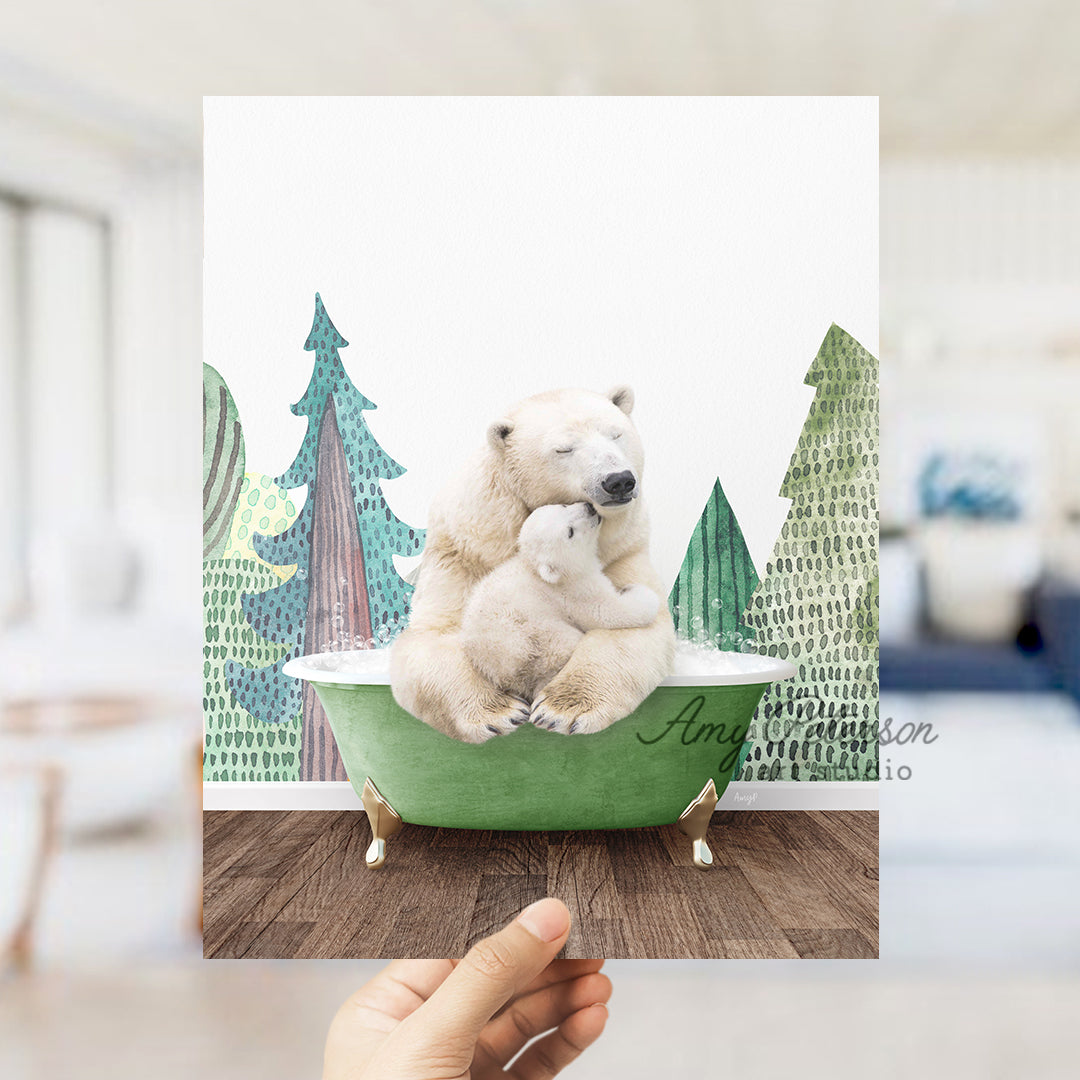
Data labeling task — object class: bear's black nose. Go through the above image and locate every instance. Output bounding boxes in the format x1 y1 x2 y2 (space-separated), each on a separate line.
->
601 470 636 499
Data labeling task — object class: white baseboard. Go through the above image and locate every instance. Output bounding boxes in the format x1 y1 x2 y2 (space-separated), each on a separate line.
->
204 781 365 811
203 780 878 813
718 781 877 811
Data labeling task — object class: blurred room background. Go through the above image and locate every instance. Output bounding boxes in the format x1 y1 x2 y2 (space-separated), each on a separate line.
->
2 2 1079 1077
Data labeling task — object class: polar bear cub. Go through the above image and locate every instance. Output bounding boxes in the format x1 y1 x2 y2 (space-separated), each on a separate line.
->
460 502 662 713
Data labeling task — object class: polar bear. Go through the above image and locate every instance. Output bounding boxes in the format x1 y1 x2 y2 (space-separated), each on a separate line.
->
460 501 661 712
390 385 676 743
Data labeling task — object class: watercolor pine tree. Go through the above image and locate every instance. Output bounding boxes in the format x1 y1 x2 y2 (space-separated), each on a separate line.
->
741 325 879 782
668 476 759 779
226 294 425 781
669 477 758 648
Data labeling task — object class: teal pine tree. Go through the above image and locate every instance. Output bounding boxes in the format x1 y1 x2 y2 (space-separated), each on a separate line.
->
273 293 424 635
741 325 879 782
226 294 425 781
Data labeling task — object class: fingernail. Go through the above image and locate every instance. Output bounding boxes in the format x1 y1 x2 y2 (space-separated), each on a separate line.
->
517 898 569 942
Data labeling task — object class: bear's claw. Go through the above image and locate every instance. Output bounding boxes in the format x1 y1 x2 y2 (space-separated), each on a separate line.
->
456 694 533 742
529 692 616 735
528 697 577 735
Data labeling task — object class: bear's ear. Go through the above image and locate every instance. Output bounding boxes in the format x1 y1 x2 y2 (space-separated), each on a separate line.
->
487 419 514 452
537 562 561 585
608 385 634 416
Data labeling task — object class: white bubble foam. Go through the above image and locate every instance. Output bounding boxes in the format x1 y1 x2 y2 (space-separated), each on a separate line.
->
297 636 778 682
304 646 393 675
670 638 770 676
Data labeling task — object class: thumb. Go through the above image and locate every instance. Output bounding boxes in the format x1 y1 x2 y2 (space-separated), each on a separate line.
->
404 898 571 1053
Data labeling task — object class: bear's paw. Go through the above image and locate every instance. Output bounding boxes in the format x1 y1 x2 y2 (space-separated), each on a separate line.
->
455 691 532 743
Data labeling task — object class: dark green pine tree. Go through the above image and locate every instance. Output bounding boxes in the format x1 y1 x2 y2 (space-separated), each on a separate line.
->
668 476 759 779
668 477 758 649
741 325 879 782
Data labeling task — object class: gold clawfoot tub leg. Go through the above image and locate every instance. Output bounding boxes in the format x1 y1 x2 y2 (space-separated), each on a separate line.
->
676 778 719 870
361 778 403 869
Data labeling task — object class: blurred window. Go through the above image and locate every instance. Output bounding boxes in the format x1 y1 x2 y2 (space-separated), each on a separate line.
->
0 193 111 625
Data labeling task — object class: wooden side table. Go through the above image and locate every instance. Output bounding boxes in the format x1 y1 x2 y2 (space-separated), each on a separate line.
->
0 764 61 973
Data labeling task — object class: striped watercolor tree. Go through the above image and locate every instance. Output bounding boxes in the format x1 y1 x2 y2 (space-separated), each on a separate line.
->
668 477 758 648
202 363 246 560
668 476 758 778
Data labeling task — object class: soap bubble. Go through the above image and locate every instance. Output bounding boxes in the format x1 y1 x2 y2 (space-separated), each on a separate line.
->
690 615 704 630
709 598 721 610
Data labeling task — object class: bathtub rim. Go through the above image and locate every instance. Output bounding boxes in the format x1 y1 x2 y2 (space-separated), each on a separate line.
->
283 648 798 688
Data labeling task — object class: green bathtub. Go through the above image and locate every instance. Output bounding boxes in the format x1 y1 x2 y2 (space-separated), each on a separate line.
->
283 648 796 868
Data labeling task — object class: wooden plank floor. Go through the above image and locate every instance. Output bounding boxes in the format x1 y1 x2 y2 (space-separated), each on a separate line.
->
203 810 877 960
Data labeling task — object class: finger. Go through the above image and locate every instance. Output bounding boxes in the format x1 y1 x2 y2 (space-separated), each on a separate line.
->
492 958 606 1014
404 898 571 1051
509 1003 609 1080
478 971 612 1064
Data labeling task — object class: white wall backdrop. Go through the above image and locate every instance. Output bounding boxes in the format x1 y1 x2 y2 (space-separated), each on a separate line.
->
205 96 878 587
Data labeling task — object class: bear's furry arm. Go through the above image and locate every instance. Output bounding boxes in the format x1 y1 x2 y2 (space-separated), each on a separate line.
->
405 452 526 630
531 547 675 734
458 564 537 694
562 574 661 631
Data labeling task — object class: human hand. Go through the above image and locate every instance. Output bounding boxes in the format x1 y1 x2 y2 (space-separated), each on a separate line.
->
324 898 610 1079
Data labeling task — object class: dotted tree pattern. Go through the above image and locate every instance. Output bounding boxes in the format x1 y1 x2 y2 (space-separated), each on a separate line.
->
204 558 302 781
203 366 303 780
740 325 879 782
225 473 300 578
